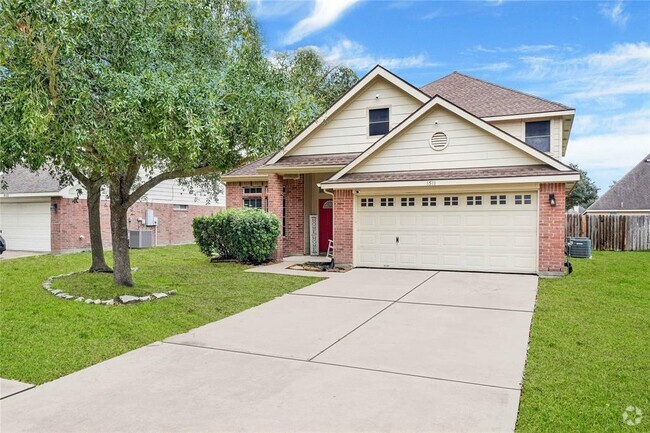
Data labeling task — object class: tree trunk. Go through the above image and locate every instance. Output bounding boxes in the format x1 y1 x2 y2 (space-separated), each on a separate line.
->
109 182 133 286
86 180 112 273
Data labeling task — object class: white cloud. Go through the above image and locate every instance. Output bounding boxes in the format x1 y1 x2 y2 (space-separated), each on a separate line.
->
466 62 511 72
310 38 440 71
600 0 629 28
283 0 360 45
470 44 559 54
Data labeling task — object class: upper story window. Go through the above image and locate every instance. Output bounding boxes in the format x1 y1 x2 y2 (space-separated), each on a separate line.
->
369 108 390 136
525 120 551 152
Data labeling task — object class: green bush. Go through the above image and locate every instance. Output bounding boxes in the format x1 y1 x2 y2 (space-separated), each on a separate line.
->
193 208 280 264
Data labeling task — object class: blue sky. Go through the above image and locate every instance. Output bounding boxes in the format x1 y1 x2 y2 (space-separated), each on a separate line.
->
250 0 650 193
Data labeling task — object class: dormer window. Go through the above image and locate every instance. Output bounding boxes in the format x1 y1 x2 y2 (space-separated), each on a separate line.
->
525 120 551 152
369 108 389 136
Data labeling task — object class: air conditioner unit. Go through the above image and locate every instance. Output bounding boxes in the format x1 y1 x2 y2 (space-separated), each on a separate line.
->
129 230 154 248
568 237 592 258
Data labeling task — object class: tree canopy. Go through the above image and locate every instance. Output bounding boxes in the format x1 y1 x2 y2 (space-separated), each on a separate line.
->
0 0 359 285
566 163 599 210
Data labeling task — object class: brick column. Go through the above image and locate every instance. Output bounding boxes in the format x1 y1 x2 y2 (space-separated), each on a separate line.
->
539 182 566 276
267 173 284 260
283 175 305 256
225 182 243 208
333 189 354 264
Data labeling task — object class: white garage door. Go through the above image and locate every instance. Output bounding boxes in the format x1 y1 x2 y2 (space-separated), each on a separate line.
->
0 200 52 252
356 192 537 273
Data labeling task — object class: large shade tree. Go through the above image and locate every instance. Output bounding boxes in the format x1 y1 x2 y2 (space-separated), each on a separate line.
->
0 0 303 285
566 163 599 210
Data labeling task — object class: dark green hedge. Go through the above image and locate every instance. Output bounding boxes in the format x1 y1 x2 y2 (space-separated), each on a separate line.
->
193 208 280 264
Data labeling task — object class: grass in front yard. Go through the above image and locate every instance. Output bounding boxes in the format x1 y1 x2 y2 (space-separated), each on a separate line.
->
0 245 320 384
517 251 650 432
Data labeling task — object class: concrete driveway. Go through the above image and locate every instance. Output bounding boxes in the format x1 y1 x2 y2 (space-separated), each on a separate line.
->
0 269 538 433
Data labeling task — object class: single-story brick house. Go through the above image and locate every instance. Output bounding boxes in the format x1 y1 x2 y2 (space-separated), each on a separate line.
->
0 167 223 253
223 66 580 276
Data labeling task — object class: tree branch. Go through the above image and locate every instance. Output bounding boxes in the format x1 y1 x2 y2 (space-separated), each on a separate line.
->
125 166 216 208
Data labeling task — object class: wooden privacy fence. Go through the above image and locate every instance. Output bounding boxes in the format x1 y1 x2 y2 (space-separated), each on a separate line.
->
566 214 650 251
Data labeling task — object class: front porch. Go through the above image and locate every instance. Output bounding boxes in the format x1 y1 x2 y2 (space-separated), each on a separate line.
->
223 170 353 264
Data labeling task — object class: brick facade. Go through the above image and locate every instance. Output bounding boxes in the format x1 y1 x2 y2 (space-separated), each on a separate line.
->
538 182 566 276
333 189 354 264
283 175 305 256
267 174 284 260
50 197 222 252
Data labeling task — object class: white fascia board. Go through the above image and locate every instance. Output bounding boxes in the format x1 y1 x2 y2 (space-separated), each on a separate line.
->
256 165 345 175
482 110 575 122
321 173 581 190
220 175 268 183
0 192 60 198
265 66 429 166
584 209 650 214
330 97 572 182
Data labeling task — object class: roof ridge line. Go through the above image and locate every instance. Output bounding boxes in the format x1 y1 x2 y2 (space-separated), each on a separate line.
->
450 71 573 111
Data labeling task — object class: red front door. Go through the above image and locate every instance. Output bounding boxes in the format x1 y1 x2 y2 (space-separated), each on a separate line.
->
318 199 333 253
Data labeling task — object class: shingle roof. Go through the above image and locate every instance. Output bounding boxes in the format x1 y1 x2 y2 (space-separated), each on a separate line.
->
587 153 650 211
224 154 274 177
0 166 62 194
273 152 361 167
420 72 572 118
322 165 569 185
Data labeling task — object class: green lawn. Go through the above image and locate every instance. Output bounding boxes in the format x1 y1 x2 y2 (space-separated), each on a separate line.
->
0 245 320 385
517 251 650 432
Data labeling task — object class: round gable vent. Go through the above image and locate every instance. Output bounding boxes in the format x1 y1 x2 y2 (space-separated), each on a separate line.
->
430 132 448 151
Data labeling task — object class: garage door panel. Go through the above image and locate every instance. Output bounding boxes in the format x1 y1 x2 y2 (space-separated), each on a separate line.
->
0 201 51 252
356 192 537 273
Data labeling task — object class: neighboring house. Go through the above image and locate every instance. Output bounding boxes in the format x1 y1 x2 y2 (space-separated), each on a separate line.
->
0 167 224 252
223 67 580 276
585 153 650 216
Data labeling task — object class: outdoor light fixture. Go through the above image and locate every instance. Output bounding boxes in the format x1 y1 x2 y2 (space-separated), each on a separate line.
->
549 193 556 207
50 203 58 212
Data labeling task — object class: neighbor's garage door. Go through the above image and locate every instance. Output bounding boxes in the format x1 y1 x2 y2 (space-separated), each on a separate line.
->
0 200 52 251
356 192 537 273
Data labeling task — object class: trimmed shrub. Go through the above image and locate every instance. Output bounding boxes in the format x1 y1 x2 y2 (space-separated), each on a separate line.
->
193 208 280 264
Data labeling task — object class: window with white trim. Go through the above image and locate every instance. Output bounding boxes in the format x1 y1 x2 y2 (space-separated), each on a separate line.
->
243 197 263 208
401 197 415 207
369 108 390 136
173 204 189 211
243 186 263 194
525 120 551 152
380 197 394 207
467 196 482 206
360 198 374 207
444 196 459 206
490 195 507 205
422 197 436 207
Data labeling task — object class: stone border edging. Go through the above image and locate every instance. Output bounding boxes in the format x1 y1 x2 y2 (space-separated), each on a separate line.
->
42 267 176 306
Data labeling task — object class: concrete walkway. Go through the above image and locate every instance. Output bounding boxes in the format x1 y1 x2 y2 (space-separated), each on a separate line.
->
0 379 34 400
0 269 538 432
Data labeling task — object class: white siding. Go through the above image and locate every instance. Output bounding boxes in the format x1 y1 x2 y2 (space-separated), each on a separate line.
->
290 77 422 156
489 117 563 160
355 106 540 173
141 179 223 206
61 178 224 206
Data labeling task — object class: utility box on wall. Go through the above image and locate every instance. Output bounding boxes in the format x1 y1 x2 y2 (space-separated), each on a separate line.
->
145 209 157 226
